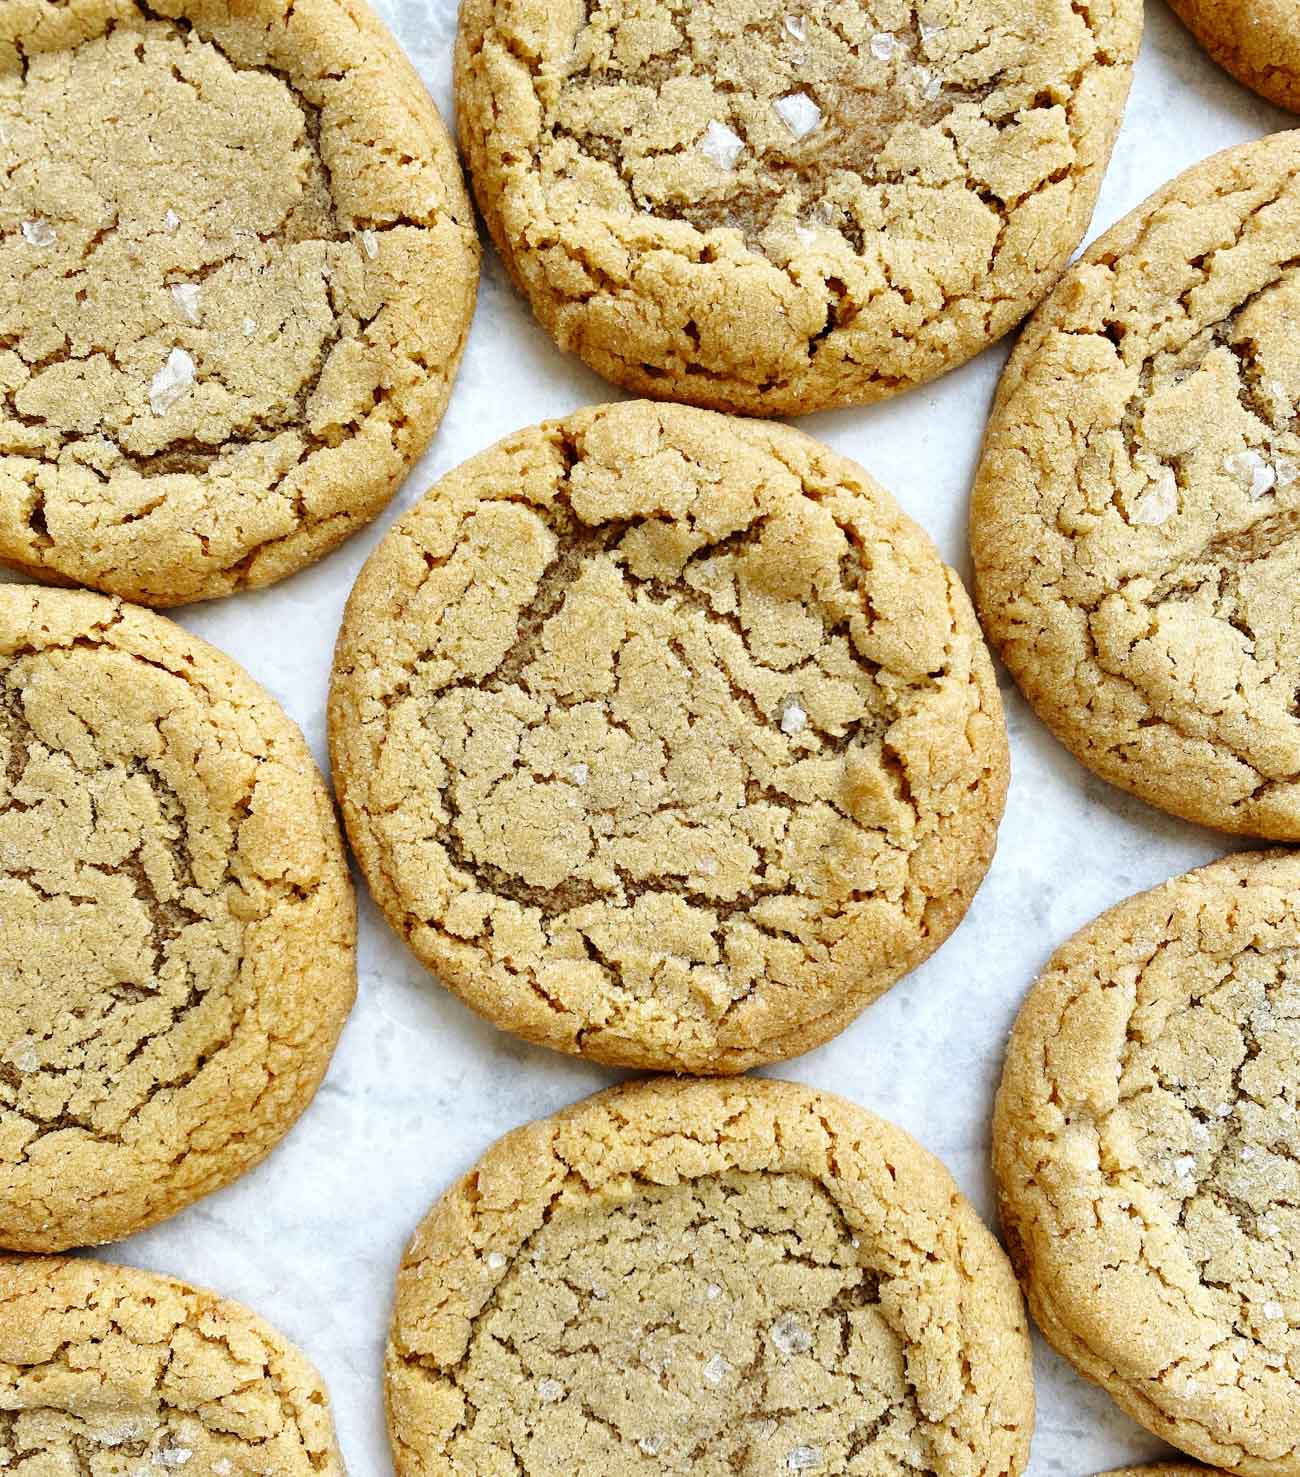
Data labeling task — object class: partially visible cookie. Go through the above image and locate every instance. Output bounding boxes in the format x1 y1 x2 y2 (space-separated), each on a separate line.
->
455 0 1142 416
973 133 1300 838
0 0 479 605
995 851 1300 1476
0 586 356 1252
387 1075 1034 1477
0 1256 346 1474
1099 1468 1228 1477
1169 2 1300 114
330 400 1008 1074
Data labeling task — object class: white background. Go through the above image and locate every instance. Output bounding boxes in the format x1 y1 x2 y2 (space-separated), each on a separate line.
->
47 3 1293 1472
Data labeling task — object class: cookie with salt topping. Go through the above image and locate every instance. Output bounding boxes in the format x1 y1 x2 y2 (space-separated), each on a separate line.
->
1169 1 1300 114
0 0 478 605
386 1075 1034 1477
455 0 1142 415
0 585 355 1252
329 400 1008 1074
973 133 1300 839
0 1256 346 1474
995 851 1300 1476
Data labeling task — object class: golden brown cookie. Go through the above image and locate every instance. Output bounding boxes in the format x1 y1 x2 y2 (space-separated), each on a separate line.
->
0 585 355 1252
386 1075 1035 1477
454 0 1142 416
973 133 1300 839
994 851 1300 1476
1169 2 1300 114
0 1256 346 1474
329 400 1007 1073
1098 1468 1229 1477
0 0 478 606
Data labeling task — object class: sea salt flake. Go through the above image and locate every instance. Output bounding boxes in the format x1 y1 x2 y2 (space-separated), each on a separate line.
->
1173 1155 1195 1177
569 763 589 786
638 1435 663 1456
787 1447 822 1471
1130 467 1178 526
156 1450 192 1469
170 282 201 324
1224 448 1276 497
1241 1146 1255 1161
773 91 821 140
6 1036 39 1073
702 1353 728 1385
486 1251 506 1271
163 209 181 232
537 1378 565 1403
21 219 55 247
794 224 817 247
1216 1103 1232 1118
919 21 947 42
783 15 807 41
1264 1301 1284 1320
242 317 257 337
771 1312 812 1356
705 1282 722 1299
870 32 897 60
360 229 380 259
213 1463 232 1477
919 68 943 101
700 119 744 171
149 347 195 416
780 700 807 735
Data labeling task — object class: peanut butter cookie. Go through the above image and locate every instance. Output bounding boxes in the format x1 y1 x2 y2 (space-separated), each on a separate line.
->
0 0 478 606
0 586 355 1252
0 1256 346 1474
1099 1468 1228 1477
387 1076 1034 1477
995 852 1300 1476
455 0 1142 416
1169 2 1300 114
973 133 1300 839
329 400 1007 1073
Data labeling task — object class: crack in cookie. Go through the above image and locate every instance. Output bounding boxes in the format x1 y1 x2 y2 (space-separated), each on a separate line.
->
329 401 1007 1074
0 586 355 1253
0 0 478 605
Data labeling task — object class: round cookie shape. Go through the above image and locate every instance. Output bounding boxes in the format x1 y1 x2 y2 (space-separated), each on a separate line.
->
0 0 479 606
386 1076 1034 1477
1169 2 1300 114
0 585 356 1252
994 851 1300 1476
973 133 1300 839
0 1257 346 1474
454 0 1142 416
329 400 1008 1073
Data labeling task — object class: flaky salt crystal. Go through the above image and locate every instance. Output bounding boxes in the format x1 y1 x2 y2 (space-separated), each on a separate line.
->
149 348 196 416
170 282 201 324
780 700 807 735
1130 468 1178 526
537 1378 564 1402
702 1353 728 1385
783 15 807 42
21 219 55 247
771 1312 812 1355
870 32 897 60
360 229 380 259
700 119 745 171
773 92 821 140
787 1448 822 1471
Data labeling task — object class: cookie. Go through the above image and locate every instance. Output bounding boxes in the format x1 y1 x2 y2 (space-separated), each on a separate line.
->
1099 1469 1227 1477
329 400 1007 1073
1169 2 1300 115
972 133 1300 839
454 0 1142 417
0 586 355 1252
0 1256 345 1474
994 851 1300 1476
0 0 479 607
386 1075 1034 1477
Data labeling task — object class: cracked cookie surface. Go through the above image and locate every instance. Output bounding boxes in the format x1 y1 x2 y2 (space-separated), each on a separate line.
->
0 1256 346 1474
0 586 355 1252
1100 1469 1230 1477
973 133 1300 839
994 851 1300 1476
329 400 1007 1073
0 0 478 606
386 1075 1034 1477
454 0 1141 416
1168 2 1300 114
